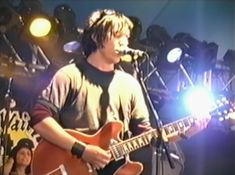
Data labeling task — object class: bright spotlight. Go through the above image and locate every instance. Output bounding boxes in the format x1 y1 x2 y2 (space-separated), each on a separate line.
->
167 47 183 63
29 17 52 37
21 14 59 44
183 86 214 116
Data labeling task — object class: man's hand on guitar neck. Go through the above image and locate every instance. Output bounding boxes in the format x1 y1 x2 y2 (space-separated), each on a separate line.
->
187 113 211 137
227 112 235 126
82 144 112 170
168 113 211 142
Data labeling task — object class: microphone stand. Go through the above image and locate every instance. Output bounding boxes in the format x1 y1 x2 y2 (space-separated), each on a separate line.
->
1 78 14 175
132 53 175 175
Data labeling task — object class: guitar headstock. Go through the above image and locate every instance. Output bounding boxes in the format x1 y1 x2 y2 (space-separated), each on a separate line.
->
210 97 235 121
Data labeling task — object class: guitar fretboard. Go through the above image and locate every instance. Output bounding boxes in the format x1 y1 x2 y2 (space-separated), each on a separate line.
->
110 99 231 160
110 115 196 160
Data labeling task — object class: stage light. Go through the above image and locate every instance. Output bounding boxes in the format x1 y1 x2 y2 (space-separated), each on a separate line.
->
161 40 187 63
53 4 76 31
223 49 235 73
0 2 23 33
166 47 183 63
16 0 59 41
21 14 59 43
29 17 52 37
146 24 171 47
173 32 202 63
53 4 82 54
173 32 218 73
16 0 42 20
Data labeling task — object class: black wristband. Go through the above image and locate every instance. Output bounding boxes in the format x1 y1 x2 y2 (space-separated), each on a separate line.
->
71 142 86 158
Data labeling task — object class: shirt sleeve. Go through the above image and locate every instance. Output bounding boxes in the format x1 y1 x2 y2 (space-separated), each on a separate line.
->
30 69 72 126
29 103 53 126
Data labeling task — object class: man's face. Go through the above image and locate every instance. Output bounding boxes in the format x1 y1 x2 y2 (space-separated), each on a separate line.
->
99 27 130 64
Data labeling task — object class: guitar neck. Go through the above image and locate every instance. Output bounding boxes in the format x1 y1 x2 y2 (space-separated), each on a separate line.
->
110 98 232 160
164 115 196 137
110 115 196 160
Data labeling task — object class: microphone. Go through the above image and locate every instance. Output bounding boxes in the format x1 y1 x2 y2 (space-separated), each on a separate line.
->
116 47 146 57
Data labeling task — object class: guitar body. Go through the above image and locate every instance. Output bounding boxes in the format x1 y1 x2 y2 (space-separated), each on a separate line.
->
32 121 143 175
32 99 232 174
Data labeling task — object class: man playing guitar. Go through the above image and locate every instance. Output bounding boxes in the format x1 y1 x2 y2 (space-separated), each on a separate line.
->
30 8 210 175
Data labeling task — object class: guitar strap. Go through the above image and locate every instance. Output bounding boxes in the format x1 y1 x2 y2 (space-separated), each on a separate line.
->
118 96 133 164
75 59 85 78
119 96 132 140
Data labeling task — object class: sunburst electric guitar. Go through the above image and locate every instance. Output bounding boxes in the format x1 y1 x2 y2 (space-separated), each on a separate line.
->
32 99 234 175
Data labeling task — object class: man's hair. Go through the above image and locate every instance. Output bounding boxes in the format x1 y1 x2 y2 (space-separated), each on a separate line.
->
81 9 133 57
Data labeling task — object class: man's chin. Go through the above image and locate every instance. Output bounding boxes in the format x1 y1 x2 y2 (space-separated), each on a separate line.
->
113 56 121 64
